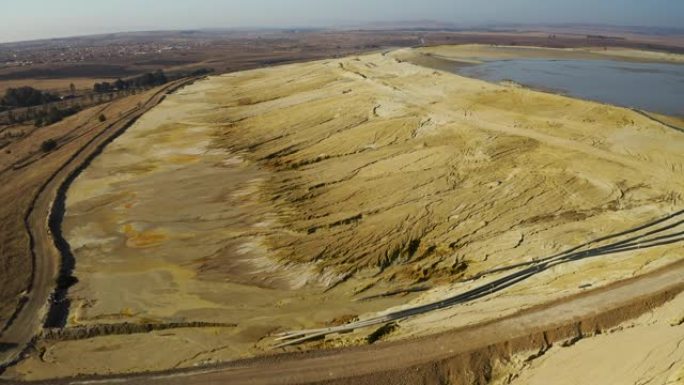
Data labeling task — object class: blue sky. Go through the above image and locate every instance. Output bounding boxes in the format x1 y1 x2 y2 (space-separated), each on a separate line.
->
1 0 683 43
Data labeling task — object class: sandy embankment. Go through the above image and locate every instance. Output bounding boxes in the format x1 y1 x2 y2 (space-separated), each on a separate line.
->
402 44 684 65
491 290 684 385
6 46 684 380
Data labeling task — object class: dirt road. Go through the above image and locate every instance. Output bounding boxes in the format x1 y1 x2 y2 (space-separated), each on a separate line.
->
18 257 680 385
276 209 684 345
0 78 199 372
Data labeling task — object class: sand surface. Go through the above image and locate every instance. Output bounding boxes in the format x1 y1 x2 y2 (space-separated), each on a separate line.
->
6 46 684 380
408 44 684 64
492 291 684 385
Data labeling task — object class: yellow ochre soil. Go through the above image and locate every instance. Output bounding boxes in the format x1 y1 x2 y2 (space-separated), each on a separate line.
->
6 45 684 380
491 290 684 385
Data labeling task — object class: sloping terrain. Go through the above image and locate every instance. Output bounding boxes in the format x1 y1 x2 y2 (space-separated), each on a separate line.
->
4 47 683 380
210 50 683 285
497 290 684 385
0 80 194 373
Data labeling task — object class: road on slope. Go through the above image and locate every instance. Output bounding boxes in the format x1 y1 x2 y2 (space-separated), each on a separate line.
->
0 78 200 372
29 257 683 385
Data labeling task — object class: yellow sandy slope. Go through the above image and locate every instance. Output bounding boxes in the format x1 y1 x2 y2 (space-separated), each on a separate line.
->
6 48 684 380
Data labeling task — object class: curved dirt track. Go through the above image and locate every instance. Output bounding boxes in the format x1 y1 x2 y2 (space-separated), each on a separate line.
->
26 257 684 385
0 78 199 372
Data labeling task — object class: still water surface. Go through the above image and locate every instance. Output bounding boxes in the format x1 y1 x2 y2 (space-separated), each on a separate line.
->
456 59 684 116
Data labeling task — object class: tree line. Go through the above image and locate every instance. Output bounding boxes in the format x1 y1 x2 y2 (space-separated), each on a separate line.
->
1 67 213 127
93 70 168 93
33 105 81 127
1 86 60 109
92 68 212 93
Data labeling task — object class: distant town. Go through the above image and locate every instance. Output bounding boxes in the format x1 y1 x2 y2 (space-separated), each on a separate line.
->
0 40 204 67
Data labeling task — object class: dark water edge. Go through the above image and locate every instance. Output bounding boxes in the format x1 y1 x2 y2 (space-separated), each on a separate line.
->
452 58 684 117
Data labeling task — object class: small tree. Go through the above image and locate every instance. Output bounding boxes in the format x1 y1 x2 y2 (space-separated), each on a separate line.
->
69 83 76 96
98 114 107 122
47 106 62 124
114 78 126 91
41 138 57 152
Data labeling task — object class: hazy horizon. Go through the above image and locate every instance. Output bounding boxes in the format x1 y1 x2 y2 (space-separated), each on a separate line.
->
2 0 684 44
